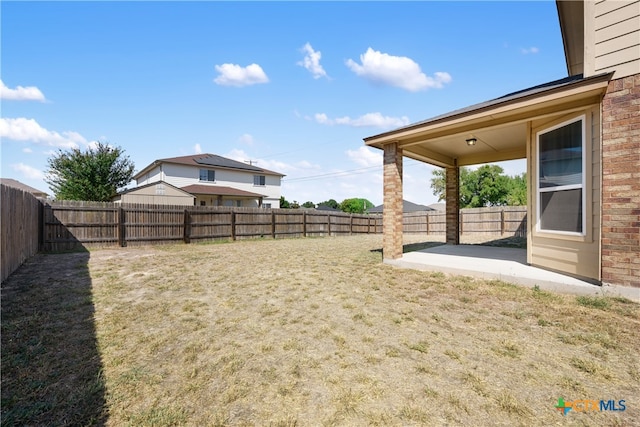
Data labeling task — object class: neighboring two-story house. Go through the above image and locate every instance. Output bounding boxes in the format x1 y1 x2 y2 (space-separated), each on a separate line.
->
129 154 285 208
365 0 639 288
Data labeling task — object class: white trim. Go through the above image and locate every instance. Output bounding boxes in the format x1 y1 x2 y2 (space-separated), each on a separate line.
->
535 115 587 236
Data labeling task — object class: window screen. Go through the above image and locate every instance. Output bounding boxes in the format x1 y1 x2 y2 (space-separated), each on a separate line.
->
540 189 582 233
537 117 584 234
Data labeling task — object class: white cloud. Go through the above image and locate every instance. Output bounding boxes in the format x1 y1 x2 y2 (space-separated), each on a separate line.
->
11 163 44 180
346 48 451 92
22 147 33 153
194 143 202 154
346 146 382 167
520 47 540 54
0 80 46 101
224 148 320 176
237 134 255 146
0 118 86 149
213 63 269 87
297 43 328 79
314 112 410 129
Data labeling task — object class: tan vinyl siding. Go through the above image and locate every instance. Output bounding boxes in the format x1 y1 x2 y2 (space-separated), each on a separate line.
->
118 183 194 206
529 106 601 282
590 107 602 281
592 1 640 78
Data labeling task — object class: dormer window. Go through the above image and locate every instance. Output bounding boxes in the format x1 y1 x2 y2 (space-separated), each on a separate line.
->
199 169 215 182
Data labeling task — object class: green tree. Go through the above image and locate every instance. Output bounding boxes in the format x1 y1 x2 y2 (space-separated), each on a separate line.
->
506 173 527 206
45 142 135 201
301 201 315 208
279 196 291 208
429 169 447 202
430 165 526 208
339 198 374 214
317 199 339 209
460 165 510 207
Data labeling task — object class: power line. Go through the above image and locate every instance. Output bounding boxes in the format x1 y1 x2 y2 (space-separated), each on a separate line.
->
283 159 428 183
283 165 381 183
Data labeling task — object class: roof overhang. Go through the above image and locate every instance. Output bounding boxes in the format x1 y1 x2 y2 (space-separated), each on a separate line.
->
556 0 584 76
364 73 612 168
180 184 265 199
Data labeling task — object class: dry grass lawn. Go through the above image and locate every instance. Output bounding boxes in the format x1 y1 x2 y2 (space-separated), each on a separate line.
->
2 234 639 426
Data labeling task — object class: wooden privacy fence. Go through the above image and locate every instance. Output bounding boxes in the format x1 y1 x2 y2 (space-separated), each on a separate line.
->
403 206 527 237
1 184 43 282
42 202 382 251
42 201 527 252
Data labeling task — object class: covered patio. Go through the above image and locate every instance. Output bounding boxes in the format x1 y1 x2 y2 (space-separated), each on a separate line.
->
386 242 639 301
364 72 613 284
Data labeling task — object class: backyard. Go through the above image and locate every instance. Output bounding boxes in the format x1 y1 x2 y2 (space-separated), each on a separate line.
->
2 234 639 426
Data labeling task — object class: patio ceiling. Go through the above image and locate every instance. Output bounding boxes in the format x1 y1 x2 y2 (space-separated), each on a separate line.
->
364 73 612 168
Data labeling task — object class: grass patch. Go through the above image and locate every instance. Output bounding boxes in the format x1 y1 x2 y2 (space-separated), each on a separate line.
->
576 295 611 310
407 341 429 354
2 235 639 426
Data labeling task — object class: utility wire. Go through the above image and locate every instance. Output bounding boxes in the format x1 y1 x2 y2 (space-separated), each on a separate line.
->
283 159 428 183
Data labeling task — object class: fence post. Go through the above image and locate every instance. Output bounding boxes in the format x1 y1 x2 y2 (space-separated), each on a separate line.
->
41 203 48 252
183 209 191 244
327 214 331 236
230 210 236 240
501 209 505 235
303 211 307 237
460 211 464 236
425 212 430 235
350 214 353 235
272 211 276 239
118 207 126 247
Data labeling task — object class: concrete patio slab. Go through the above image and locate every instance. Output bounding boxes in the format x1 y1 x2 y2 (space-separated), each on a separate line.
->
385 244 639 302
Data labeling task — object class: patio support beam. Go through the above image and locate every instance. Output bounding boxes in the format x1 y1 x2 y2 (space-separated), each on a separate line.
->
445 162 460 245
383 142 403 259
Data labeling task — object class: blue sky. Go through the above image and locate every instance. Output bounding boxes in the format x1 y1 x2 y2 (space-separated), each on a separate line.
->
1 1 567 206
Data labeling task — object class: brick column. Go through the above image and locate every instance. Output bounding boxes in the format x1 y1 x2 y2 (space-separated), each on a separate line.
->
383 143 403 259
445 165 460 245
601 74 640 288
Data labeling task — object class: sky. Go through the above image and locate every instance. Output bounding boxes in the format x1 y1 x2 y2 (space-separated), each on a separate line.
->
1 1 568 207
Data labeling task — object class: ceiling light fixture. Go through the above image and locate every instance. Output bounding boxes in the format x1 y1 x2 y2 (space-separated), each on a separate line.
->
466 138 477 146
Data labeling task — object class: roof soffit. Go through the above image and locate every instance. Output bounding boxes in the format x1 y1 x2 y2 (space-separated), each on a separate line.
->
557 0 585 76
365 74 610 148
364 73 611 168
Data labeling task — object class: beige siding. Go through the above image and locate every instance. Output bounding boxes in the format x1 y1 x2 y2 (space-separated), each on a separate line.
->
590 107 602 281
528 106 601 281
590 0 640 78
119 183 194 206
136 165 162 186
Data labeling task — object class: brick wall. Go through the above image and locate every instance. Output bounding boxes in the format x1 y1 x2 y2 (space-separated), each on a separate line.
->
601 74 640 288
383 143 403 259
445 166 460 245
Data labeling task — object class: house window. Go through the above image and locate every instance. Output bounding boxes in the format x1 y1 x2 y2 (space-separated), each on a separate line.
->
536 116 585 235
200 201 206 206
199 169 215 182
263 203 271 209
253 175 266 186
